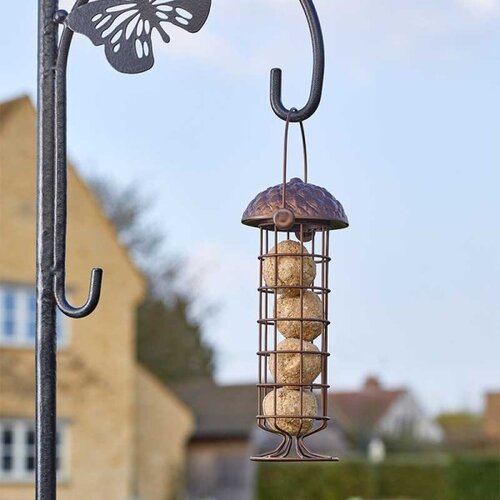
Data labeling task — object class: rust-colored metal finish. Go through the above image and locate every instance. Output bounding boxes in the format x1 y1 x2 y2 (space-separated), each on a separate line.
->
242 177 349 231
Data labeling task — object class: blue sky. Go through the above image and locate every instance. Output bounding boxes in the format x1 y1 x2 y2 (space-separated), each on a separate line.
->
1 0 499 413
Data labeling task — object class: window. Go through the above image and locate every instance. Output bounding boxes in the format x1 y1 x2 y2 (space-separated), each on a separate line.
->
27 291 36 340
25 429 35 473
0 285 68 347
0 420 66 482
1 427 13 474
2 290 15 338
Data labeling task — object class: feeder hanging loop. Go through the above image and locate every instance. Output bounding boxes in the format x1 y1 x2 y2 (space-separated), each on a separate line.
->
281 108 309 209
270 0 325 123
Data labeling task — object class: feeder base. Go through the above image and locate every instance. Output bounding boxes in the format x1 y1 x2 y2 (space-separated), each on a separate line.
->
250 456 339 463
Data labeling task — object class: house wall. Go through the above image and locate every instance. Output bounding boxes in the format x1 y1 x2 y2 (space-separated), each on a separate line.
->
136 366 194 500
377 392 443 442
0 97 145 500
186 439 254 500
484 393 500 442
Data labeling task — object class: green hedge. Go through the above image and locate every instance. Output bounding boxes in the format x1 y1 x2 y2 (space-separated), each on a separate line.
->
257 462 376 500
256 455 500 500
450 456 500 500
378 462 450 500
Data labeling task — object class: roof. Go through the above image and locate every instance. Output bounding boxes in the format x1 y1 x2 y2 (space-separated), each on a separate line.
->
329 377 406 434
0 95 31 132
172 379 257 441
173 376 408 441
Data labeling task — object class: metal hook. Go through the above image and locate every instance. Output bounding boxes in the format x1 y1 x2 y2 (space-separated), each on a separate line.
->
53 17 103 319
54 268 103 319
270 0 325 122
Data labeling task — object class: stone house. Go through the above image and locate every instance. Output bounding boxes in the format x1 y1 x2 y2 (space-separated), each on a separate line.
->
0 96 194 500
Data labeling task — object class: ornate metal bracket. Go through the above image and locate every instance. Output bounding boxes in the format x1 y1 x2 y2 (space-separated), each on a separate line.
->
52 0 211 315
65 0 212 74
270 0 325 123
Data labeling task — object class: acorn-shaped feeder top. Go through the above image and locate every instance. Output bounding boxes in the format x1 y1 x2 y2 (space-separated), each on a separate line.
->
242 177 348 230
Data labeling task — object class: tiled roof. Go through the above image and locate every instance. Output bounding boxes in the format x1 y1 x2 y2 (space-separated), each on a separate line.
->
173 376 407 441
172 379 257 440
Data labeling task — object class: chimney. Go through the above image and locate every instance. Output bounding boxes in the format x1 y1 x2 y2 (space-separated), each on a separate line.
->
364 376 382 392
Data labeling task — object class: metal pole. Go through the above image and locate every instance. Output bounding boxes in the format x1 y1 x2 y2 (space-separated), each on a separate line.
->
37 0 59 498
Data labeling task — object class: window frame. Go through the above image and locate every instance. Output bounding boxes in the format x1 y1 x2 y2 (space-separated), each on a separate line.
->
0 419 68 483
0 284 70 349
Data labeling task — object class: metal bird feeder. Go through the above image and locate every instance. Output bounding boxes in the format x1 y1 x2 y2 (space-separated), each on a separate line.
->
241 0 349 462
242 113 348 461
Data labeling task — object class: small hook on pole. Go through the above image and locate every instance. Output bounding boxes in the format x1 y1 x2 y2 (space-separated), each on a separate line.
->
54 268 103 319
270 0 325 123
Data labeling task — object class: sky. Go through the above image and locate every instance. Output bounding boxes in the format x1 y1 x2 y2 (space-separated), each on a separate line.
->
1 0 499 414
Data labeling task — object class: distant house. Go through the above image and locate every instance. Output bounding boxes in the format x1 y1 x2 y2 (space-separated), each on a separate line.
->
172 380 257 500
173 379 349 500
0 96 194 500
329 376 443 450
484 392 500 444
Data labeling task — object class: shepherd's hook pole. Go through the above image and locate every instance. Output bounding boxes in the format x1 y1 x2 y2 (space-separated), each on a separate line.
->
37 0 58 498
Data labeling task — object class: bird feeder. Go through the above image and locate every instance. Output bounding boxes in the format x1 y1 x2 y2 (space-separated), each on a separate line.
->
242 118 348 461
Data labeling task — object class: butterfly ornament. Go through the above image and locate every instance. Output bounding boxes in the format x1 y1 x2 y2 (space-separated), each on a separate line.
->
66 0 212 74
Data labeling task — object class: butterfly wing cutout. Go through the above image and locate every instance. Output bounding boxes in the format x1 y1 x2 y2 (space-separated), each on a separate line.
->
66 0 212 74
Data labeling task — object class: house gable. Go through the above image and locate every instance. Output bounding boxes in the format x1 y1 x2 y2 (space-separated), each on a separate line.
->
329 376 443 444
377 391 443 442
0 95 144 295
0 95 147 499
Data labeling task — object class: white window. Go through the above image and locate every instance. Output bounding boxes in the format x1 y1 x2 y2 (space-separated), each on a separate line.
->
0 420 67 482
0 285 68 347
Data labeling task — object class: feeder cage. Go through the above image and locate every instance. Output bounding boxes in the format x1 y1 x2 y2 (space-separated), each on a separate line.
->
242 162 348 461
